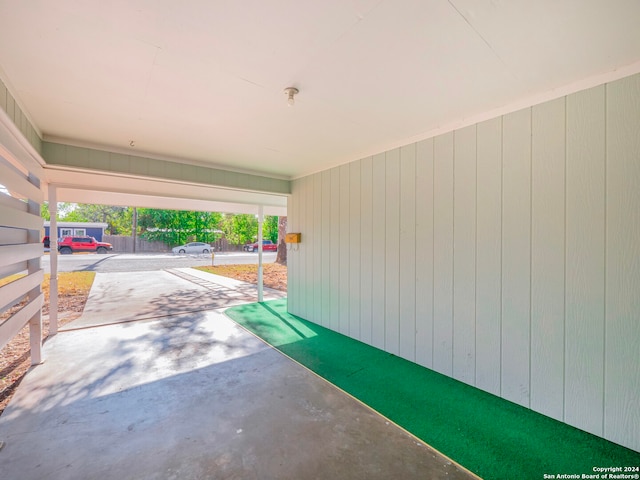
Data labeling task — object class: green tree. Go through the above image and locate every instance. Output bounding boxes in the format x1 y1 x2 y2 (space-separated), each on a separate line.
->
137 208 181 245
41 202 50 220
40 202 79 221
62 204 133 235
221 213 258 245
263 215 278 243
137 208 222 246
218 214 279 245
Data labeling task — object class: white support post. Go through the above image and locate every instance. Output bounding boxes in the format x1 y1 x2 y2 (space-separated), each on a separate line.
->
48 185 59 335
258 205 264 303
27 174 43 365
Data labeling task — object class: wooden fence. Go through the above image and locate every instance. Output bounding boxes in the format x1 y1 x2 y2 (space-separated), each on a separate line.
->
103 235 169 253
103 235 247 253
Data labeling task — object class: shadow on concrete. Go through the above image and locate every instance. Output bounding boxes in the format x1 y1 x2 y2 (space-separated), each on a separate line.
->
0 311 467 480
62 269 283 331
79 254 118 271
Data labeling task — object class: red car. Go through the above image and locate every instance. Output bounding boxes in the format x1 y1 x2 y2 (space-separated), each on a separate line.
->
243 240 277 252
57 236 113 254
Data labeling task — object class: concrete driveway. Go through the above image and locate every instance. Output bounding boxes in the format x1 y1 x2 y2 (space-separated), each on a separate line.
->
62 268 285 330
0 268 475 480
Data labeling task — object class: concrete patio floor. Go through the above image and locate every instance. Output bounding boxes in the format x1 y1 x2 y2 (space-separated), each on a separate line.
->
0 269 475 479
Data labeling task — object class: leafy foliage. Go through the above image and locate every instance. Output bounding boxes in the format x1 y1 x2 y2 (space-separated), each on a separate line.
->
263 215 278 243
137 208 223 246
65 204 132 235
41 202 50 220
43 202 279 247
41 202 131 234
40 202 81 222
220 214 257 245
219 213 279 245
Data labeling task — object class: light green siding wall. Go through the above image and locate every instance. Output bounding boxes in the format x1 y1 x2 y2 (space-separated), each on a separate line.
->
288 72 640 452
42 142 290 195
0 78 42 154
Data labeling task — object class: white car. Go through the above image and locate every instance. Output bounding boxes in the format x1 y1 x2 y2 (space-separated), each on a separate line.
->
172 242 211 254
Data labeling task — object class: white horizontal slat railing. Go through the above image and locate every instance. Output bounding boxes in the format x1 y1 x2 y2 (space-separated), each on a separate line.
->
0 120 45 366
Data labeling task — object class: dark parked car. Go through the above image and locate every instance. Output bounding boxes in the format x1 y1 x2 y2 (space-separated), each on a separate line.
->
57 236 113 254
243 240 277 252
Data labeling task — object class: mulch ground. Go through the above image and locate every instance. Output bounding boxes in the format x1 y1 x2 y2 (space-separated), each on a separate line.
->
0 296 87 415
196 263 288 292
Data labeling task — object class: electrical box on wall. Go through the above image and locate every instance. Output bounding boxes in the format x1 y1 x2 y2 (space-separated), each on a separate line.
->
285 233 301 244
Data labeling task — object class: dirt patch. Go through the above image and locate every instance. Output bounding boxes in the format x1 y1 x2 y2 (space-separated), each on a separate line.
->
0 272 95 416
196 263 288 292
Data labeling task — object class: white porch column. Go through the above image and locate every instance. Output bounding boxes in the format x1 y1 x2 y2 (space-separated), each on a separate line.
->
257 205 264 303
27 174 43 365
48 185 58 334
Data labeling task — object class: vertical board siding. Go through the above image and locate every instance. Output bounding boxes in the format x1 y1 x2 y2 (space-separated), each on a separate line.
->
287 183 295 313
42 142 291 195
0 79 7 111
371 153 386 349
330 168 341 331
501 108 532 408
313 173 323 323
530 98 566 420
297 176 306 317
6 91 14 120
321 171 331 328
433 133 454 376
287 72 640 452
339 165 350 335
475 117 503 395
399 144 416 361
604 75 640 450
305 175 314 322
453 125 477 385
565 86 606 437
349 161 361 340
89 149 110 172
360 157 374 344
0 79 42 154
415 139 435 368
384 149 401 355
290 181 300 314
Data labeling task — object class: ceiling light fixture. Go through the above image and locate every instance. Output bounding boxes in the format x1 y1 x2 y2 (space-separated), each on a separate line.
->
284 87 299 106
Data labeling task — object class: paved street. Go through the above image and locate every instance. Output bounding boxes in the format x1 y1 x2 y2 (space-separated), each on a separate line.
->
41 251 277 273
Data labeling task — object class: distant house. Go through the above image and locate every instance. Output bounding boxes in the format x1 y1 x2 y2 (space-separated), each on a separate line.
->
44 222 108 242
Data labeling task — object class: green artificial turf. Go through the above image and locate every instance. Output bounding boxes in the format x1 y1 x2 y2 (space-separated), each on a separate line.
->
226 299 640 479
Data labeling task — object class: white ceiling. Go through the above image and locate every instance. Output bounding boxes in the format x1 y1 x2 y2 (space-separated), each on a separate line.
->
1 0 640 181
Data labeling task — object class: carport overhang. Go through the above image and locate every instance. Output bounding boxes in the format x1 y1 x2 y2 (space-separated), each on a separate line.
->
43 164 288 217
42 163 286 336
35 138 289 338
